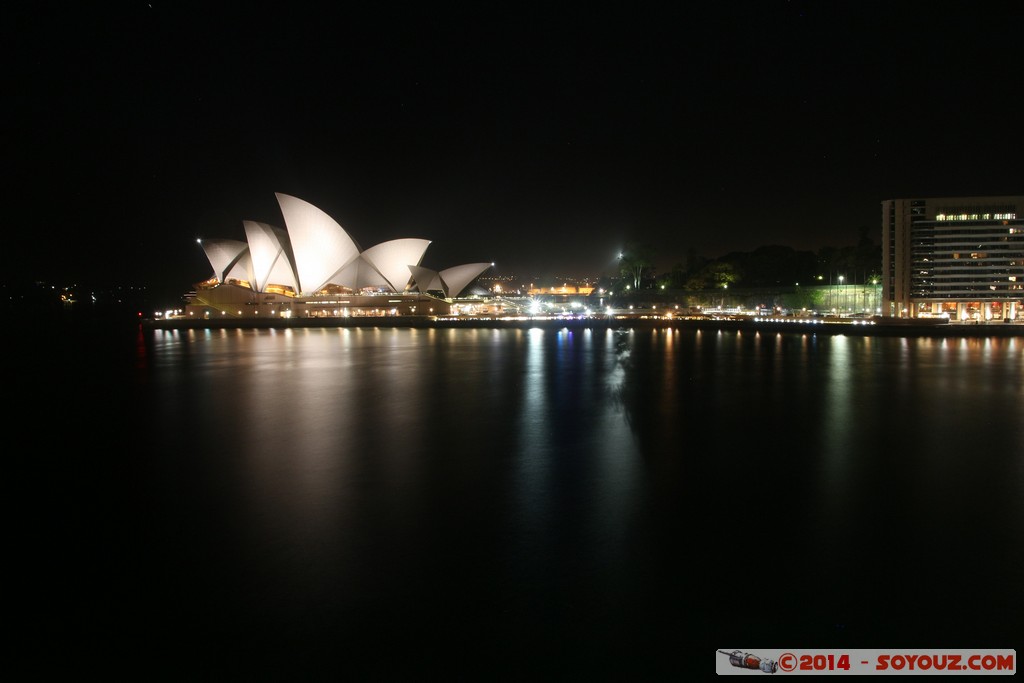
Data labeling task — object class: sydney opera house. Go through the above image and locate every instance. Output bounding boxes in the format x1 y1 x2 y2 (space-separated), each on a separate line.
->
186 193 492 319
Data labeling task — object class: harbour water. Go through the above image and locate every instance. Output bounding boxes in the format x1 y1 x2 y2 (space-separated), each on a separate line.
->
17 319 1023 677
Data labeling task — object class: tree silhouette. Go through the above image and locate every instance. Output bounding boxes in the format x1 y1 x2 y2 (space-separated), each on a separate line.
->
618 241 655 289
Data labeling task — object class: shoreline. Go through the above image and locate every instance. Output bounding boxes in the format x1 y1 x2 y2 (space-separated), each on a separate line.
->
143 315 1024 337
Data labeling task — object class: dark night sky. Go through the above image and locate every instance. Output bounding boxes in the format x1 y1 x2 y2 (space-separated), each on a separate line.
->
8 2 1023 298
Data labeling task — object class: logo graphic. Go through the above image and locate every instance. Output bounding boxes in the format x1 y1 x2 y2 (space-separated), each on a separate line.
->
718 649 778 674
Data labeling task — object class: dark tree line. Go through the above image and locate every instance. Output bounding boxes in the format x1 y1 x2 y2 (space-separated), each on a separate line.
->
615 227 881 291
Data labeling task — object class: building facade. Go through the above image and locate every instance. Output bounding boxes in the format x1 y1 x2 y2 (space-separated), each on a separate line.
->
881 196 1023 320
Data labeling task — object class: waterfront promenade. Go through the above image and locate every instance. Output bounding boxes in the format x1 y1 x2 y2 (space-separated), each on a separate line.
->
144 314 1024 337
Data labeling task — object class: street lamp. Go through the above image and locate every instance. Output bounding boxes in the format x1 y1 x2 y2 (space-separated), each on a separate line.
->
838 275 844 313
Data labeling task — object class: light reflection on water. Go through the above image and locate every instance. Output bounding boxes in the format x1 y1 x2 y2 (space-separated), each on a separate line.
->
48 325 1023 675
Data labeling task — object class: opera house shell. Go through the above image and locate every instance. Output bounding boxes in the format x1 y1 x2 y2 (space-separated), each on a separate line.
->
187 193 492 319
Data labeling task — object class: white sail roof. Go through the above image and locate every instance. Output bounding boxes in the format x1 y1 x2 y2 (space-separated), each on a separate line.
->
355 259 391 289
326 259 360 290
440 263 492 298
243 221 297 293
201 239 250 284
196 195 488 301
275 193 361 295
360 238 431 292
409 265 444 294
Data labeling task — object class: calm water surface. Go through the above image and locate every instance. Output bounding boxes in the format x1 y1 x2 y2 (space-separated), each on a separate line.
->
23 322 1023 677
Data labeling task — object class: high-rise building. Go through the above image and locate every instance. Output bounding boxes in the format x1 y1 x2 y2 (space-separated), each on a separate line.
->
881 196 1023 321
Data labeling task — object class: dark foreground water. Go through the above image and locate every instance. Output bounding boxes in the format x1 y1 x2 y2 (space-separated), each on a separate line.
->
15 321 1023 678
